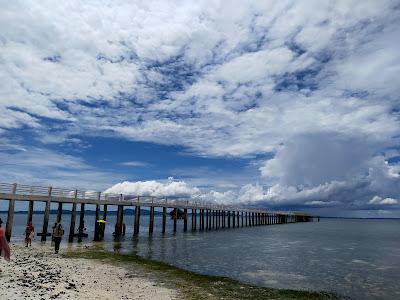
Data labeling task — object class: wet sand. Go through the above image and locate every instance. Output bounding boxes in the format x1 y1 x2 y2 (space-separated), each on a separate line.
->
0 243 177 300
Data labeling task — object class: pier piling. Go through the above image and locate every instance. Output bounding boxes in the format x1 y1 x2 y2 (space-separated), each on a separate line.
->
68 190 78 243
56 202 63 223
27 200 34 224
115 204 124 237
173 208 178 232
162 207 167 233
134 205 140 235
40 187 52 242
184 208 188 232
78 203 85 243
149 206 154 234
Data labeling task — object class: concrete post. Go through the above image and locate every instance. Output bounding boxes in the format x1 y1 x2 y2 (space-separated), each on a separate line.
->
115 204 124 237
27 200 34 224
56 202 63 223
93 192 101 241
149 206 154 234
162 207 167 233
206 210 209 230
134 204 141 235
68 190 78 243
184 208 188 232
5 183 17 242
41 186 52 242
194 209 197 230
78 203 85 243
173 208 178 232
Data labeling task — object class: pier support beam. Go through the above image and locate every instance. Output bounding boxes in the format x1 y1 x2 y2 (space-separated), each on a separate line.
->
206 210 209 230
78 203 85 243
103 204 108 221
5 183 17 242
56 202 63 223
93 193 101 241
134 205 141 235
27 200 34 225
241 212 244 227
41 201 51 241
173 208 178 232
201 209 205 230
191 209 196 231
195 209 198 230
6 199 15 242
114 205 124 238
184 208 188 232
40 187 52 242
93 204 100 241
149 206 154 234
68 190 78 243
162 207 167 233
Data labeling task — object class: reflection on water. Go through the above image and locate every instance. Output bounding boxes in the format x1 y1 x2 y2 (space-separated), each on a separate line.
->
2 211 400 300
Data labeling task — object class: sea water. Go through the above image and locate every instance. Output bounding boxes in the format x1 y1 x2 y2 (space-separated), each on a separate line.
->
1 208 399 299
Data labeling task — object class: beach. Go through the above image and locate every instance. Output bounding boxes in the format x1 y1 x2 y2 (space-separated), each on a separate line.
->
0 241 337 300
0 243 177 300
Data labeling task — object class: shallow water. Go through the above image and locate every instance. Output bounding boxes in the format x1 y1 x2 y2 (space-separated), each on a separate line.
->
2 210 400 299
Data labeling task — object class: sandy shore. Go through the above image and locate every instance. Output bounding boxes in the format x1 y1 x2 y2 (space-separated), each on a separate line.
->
0 241 337 300
0 242 177 300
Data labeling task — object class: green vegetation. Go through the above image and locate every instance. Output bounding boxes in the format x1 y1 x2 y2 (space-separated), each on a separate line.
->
64 247 339 300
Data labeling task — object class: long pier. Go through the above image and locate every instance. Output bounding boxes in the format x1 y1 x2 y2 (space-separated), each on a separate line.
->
0 183 314 242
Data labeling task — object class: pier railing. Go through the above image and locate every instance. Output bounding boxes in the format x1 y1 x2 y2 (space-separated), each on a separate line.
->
0 182 298 215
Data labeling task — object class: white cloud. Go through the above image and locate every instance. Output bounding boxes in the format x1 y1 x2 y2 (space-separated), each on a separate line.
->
1 1 399 215
369 196 398 205
104 179 201 198
120 161 150 167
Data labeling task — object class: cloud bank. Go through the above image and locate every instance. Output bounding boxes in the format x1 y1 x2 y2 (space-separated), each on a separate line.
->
1 1 399 215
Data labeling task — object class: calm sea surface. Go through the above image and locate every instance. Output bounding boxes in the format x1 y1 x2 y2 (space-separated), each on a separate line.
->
1 211 399 299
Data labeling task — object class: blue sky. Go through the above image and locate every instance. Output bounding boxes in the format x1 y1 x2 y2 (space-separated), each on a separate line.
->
0 1 400 217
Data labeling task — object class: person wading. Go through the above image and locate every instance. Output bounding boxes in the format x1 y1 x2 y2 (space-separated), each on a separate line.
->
25 222 34 247
52 222 64 254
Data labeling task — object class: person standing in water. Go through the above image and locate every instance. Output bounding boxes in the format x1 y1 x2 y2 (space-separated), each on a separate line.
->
25 222 34 247
52 222 64 254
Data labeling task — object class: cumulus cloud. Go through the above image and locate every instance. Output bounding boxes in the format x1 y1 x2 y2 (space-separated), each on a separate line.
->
369 196 398 205
1 1 400 215
104 179 201 198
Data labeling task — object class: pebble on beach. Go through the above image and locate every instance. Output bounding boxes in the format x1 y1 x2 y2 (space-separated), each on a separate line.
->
0 243 176 300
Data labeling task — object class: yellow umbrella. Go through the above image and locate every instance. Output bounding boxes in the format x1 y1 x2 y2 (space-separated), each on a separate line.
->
97 220 106 223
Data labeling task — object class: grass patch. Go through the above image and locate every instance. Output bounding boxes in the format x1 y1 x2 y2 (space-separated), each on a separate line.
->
64 247 340 300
